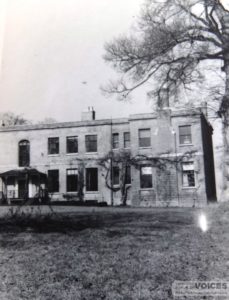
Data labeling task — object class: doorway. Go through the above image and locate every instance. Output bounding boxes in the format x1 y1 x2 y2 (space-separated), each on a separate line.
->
18 179 27 199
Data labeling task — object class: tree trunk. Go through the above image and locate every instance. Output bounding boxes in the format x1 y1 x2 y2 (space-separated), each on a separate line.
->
222 62 229 200
78 163 84 202
120 162 127 206
220 8 229 200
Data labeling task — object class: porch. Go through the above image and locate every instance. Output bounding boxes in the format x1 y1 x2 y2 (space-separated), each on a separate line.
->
0 168 48 204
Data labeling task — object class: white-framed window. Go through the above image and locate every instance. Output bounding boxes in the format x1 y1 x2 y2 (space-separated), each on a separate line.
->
179 125 192 145
140 166 153 188
139 129 151 147
66 169 78 192
48 137 59 155
66 136 78 153
19 140 30 167
85 135 97 152
112 133 119 149
182 162 195 187
86 168 98 191
124 132 130 148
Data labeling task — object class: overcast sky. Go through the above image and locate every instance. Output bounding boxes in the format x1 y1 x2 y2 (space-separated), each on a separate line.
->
0 0 152 122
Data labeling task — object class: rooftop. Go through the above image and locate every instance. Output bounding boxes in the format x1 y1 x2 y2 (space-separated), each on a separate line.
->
0 107 204 132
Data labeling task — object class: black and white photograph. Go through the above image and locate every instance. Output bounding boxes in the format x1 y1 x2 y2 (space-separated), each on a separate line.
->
0 0 228 299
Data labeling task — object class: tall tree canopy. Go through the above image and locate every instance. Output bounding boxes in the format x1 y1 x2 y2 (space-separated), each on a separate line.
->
104 0 229 198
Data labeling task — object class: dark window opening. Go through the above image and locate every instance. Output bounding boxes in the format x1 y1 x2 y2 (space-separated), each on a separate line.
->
48 137 59 155
112 133 119 149
140 166 153 188
124 132 130 148
125 165 131 185
112 166 120 185
182 162 195 187
139 129 151 147
7 177 15 185
86 168 98 191
48 170 59 193
66 169 78 192
85 135 97 152
179 125 192 145
67 136 78 153
19 140 30 167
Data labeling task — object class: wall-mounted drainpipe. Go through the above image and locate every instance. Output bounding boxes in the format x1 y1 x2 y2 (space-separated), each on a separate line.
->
173 130 180 205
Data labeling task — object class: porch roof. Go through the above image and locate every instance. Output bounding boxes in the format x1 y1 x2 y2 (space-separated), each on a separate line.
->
0 168 47 179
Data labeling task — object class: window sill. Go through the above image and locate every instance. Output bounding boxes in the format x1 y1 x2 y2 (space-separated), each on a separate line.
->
179 144 193 147
139 147 152 149
48 154 60 157
66 153 79 156
85 191 99 193
85 152 98 155
182 186 196 190
140 188 154 191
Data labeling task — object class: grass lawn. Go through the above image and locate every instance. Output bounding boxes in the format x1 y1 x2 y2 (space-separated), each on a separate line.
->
0 204 228 299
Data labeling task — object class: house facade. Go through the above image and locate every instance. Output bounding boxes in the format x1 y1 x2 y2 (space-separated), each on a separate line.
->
0 105 217 207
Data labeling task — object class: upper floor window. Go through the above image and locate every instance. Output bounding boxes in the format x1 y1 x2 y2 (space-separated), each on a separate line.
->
112 133 119 149
86 168 98 191
85 135 97 152
19 140 30 167
66 169 78 192
139 129 151 147
124 132 130 148
179 125 192 145
48 169 59 193
140 166 153 189
48 137 59 155
66 136 78 153
182 162 195 187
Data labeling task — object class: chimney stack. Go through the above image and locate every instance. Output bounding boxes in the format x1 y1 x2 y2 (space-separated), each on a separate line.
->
81 107 95 121
200 101 208 117
158 88 169 109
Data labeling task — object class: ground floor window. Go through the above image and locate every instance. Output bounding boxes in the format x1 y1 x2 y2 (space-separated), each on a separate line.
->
86 168 98 191
66 169 78 192
140 166 153 188
125 165 131 185
48 170 59 192
182 162 195 187
112 166 120 185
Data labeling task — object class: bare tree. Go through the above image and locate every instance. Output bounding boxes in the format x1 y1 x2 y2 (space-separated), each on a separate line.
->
98 149 197 206
0 112 30 126
103 0 229 198
98 150 131 206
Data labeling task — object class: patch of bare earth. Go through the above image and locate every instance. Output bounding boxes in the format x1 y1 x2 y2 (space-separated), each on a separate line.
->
0 204 228 299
